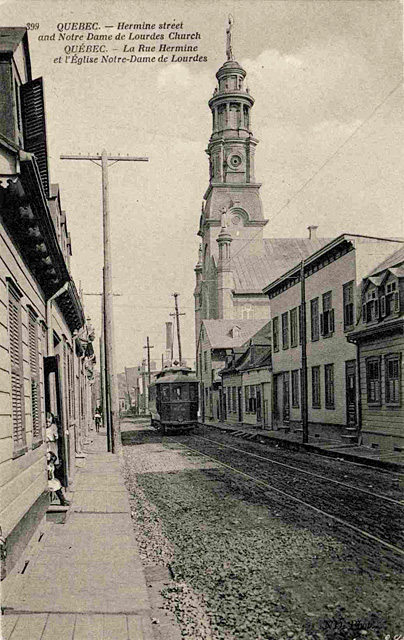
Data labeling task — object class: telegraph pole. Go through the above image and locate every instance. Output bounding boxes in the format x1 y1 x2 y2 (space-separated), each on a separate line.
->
84 290 122 452
61 151 148 454
170 293 185 365
144 336 154 387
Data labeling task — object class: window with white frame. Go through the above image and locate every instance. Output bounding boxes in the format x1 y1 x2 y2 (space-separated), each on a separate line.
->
291 370 300 408
384 280 400 317
244 385 250 413
282 312 289 350
290 308 298 348
321 291 334 337
273 317 279 352
324 363 335 409
312 366 321 408
249 386 256 413
310 298 319 342
366 357 381 405
343 281 354 330
385 354 400 405
363 287 379 323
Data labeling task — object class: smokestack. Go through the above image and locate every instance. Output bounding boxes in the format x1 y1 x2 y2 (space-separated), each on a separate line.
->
308 225 318 240
166 322 173 351
165 322 174 366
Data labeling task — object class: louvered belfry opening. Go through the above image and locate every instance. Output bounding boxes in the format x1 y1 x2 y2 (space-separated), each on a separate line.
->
28 310 41 442
20 77 50 198
8 285 26 451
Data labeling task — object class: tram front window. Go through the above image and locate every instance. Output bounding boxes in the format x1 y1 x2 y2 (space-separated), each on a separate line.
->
172 384 188 400
161 385 170 401
189 384 198 401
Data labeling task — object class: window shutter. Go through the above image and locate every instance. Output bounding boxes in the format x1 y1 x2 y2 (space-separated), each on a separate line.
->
320 313 324 335
362 304 366 322
20 77 50 197
394 291 400 313
375 299 379 319
330 309 335 333
380 296 386 318
8 292 26 448
28 315 41 441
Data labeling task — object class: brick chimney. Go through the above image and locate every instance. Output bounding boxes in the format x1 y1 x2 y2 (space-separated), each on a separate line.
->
308 225 318 240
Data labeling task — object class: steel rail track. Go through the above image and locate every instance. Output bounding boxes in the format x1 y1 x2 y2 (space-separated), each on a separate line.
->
181 442 404 558
192 435 404 506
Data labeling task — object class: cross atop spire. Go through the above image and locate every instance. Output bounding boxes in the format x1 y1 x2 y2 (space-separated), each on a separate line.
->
226 15 234 61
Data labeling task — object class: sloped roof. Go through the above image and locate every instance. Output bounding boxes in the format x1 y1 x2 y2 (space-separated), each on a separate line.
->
239 349 272 371
368 245 404 277
232 237 332 291
0 28 26 54
203 318 268 349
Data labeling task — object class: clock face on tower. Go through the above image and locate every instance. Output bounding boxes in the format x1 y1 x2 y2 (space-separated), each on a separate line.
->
227 152 243 170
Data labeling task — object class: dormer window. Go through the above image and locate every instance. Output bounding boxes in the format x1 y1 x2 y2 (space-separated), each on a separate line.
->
231 326 241 339
362 288 379 323
383 280 399 317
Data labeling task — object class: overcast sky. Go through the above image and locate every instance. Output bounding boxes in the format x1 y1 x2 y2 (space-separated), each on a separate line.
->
2 0 403 372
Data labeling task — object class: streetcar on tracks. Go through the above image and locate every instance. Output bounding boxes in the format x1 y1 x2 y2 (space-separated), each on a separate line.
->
148 365 199 434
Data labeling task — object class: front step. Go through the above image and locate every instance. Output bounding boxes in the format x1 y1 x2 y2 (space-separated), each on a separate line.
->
232 430 258 441
341 427 359 445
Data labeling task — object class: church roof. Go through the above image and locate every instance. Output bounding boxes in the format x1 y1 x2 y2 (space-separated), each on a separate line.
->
231 237 332 292
203 318 268 349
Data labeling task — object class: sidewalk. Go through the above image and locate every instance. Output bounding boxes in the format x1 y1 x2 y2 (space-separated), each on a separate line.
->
1 430 159 640
200 421 404 472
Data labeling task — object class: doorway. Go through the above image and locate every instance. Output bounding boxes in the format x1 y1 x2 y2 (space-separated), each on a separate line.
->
345 360 357 427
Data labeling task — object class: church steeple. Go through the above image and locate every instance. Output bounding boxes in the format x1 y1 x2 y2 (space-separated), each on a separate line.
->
195 19 268 322
207 17 256 185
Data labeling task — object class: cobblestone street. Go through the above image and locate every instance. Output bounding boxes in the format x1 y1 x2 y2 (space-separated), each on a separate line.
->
122 420 404 640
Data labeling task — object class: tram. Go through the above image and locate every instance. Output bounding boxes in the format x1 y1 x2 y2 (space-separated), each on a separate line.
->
148 365 199 434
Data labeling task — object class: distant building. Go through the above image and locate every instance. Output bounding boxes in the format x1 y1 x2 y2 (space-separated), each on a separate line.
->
220 324 272 427
0 27 94 578
197 318 269 421
117 366 141 413
347 246 404 450
263 234 403 441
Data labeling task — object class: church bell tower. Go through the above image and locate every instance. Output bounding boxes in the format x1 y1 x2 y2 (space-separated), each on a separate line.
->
197 17 267 260
195 18 268 330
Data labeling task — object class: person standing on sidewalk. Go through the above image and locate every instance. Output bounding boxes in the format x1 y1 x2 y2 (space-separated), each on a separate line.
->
94 409 102 433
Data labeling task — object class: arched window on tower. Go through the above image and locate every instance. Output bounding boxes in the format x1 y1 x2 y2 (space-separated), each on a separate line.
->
218 105 225 130
243 105 249 128
229 103 240 129
242 304 252 319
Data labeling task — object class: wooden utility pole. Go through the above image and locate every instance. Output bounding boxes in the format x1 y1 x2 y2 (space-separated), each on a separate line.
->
84 290 122 452
141 359 147 413
61 151 148 454
170 293 185 365
300 260 309 444
144 336 154 387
